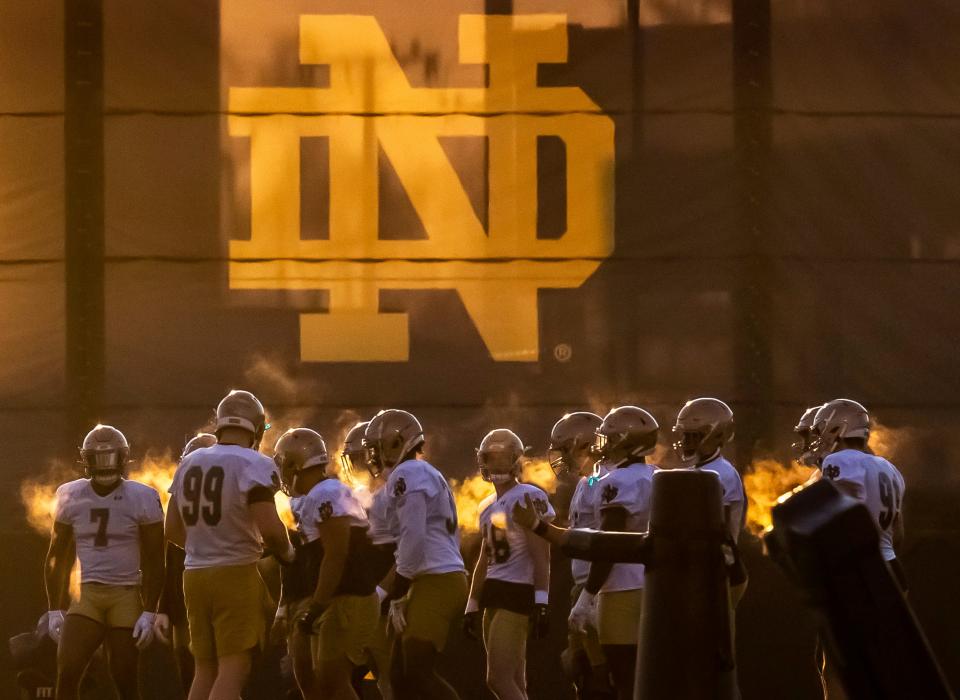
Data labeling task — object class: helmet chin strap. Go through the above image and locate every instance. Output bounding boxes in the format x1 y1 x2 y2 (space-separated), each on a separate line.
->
482 468 517 484
93 471 121 486
696 447 722 466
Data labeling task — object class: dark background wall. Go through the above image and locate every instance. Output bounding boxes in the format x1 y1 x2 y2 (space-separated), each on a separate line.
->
1 1 959 697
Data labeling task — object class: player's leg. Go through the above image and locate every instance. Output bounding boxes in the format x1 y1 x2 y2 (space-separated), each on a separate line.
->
284 598 318 699
482 608 527 700
392 572 467 699
182 567 220 700
208 650 252 700
56 614 106 700
172 620 196 692
289 625 317 699
315 654 359 700
722 581 747 700
393 637 459 700
103 584 146 700
597 589 643 700
580 626 615 699
601 645 636 700
104 627 140 700
188 659 217 700
185 563 266 700
365 611 394 700
314 593 379 700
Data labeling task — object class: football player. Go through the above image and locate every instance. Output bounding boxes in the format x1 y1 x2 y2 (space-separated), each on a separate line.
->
810 398 907 576
809 399 906 699
273 427 380 700
511 407 658 700
155 433 217 693
672 397 746 698
165 390 294 700
45 424 165 700
364 409 467 700
793 405 826 467
463 429 554 700
341 420 397 700
548 412 614 699
579 407 658 700
672 398 746 568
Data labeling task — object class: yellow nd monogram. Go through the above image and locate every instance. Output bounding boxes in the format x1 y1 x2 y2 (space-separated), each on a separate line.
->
229 14 614 361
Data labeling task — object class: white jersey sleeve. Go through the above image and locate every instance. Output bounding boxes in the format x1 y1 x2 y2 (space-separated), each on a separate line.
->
294 478 368 544
568 470 609 585
822 450 904 561
388 460 464 578
820 450 867 500
53 480 81 526
699 457 746 544
367 485 397 546
53 478 162 585
480 483 554 586
170 444 281 569
596 463 655 592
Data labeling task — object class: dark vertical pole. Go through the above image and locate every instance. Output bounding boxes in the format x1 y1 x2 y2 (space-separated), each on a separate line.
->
624 0 642 394
484 0 512 13
732 0 773 466
64 0 105 444
627 0 643 150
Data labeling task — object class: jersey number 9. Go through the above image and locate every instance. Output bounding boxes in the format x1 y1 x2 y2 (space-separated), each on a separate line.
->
877 471 901 531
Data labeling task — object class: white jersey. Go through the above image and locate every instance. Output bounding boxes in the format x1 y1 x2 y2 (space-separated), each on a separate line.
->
386 459 465 578
169 443 279 569
479 483 555 586
292 478 368 544
568 464 611 585
820 449 905 561
54 478 163 585
598 462 655 592
697 456 746 544
366 485 396 546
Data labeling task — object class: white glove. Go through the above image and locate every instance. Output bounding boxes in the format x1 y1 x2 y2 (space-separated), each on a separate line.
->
48 610 66 643
388 598 407 634
153 613 171 644
568 590 597 634
132 612 156 649
375 586 389 605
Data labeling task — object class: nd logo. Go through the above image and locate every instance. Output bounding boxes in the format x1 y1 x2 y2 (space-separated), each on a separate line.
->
229 14 614 362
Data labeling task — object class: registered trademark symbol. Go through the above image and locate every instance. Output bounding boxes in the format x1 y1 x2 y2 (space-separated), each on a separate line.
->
553 343 572 362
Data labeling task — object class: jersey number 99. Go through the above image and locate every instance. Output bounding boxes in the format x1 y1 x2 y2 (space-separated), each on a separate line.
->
181 466 225 526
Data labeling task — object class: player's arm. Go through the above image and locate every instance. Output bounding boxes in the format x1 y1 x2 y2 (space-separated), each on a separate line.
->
164 494 186 549
378 564 396 592
512 494 566 545
466 544 488 608
311 516 351 607
45 521 75 611
528 519 552 638
529 529 550 600
893 510 905 549
158 542 181 616
250 499 295 563
139 522 165 612
461 545 487 640
584 506 627 595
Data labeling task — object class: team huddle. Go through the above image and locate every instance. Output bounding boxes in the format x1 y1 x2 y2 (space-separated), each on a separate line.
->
42 391 905 700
